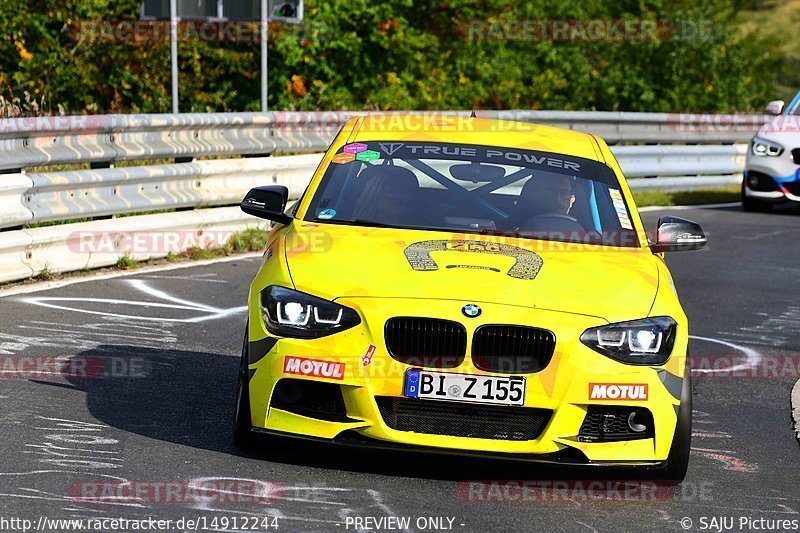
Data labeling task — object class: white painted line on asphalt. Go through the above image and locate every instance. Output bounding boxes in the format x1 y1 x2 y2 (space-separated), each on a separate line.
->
639 202 741 212
138 274 227 283
0 252 263 298
20 279 246 323
689 335 762 374
127 279 220 313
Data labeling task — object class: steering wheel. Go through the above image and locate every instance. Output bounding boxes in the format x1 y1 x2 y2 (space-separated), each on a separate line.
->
439 198 509 220
517 213 584 233
527 213 579 223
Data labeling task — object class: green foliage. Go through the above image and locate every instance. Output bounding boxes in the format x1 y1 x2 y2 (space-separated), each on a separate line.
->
115 254 139 269
633 186 740 207
0 0 784 114
184 246 219 260
227 227 269 253
33 266 53 281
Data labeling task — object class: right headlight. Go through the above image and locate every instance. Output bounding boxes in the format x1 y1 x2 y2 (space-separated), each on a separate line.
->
580 317 677 365
751 137 784 157
261 285 361 339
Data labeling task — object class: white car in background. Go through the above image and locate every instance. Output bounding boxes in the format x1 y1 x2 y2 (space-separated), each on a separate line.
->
742 92 800 212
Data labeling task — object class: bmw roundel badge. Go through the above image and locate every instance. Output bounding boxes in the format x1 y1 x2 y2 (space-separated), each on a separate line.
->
462 304 481 318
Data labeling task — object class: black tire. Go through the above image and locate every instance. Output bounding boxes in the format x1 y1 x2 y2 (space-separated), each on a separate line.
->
234 322 256 448
741 183 773 213
659 369 692 484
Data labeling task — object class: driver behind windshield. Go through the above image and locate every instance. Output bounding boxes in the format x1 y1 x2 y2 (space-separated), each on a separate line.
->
521 174 575 216
510 174 584 234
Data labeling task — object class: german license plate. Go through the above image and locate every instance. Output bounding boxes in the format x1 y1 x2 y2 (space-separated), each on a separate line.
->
404 369 525 406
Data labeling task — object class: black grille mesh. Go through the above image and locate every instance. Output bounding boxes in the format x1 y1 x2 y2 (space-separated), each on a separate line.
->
270 379 352 423
384 317 466 368
376 396 552 441
472 325 555 374
746 171 780 192
578 406 654 442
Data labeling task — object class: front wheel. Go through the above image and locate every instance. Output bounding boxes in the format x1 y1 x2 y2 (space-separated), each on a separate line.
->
234 323 256 448
658 370 692 484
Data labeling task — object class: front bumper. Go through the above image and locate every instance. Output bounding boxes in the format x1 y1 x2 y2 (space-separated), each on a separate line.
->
246 297 688 465
744 152 800 202
252 427 670 470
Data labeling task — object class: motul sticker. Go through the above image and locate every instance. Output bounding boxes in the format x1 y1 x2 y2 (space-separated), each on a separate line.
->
361 344 376 367
284 357 344 380
589 383 648 401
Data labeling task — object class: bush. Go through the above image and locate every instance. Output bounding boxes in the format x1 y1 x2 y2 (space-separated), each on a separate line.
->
0 0 783 114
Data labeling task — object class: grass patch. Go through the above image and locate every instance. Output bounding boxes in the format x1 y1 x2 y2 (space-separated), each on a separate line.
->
633 186 740 207
185 246 223 260
184 228 270 259
115 254 139 269
227 228 270 253
33 267 53 281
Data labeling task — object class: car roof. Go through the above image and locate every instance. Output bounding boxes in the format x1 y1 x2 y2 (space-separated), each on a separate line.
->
347 114 603 162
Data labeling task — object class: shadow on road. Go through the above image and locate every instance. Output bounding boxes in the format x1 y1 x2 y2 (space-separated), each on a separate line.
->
67 344 666 483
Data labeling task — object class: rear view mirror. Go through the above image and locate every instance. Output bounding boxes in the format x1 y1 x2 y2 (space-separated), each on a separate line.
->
450 163 506 182
650 216 706 253
765 100 785 116
241 185 293 225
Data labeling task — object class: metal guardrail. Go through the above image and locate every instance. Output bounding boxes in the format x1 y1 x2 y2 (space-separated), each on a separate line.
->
16 154 322 227
0 110 765 283
0 111 762 172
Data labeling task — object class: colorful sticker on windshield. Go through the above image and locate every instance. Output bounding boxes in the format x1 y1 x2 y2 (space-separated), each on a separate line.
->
356 149 380 162
343 143 368 154
332 152 355 164
609 188 633 230
317 208 336 220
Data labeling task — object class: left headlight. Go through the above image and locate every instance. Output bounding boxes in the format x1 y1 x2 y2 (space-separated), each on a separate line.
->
580 317 677 365
751 137 784 157
261 285 361 339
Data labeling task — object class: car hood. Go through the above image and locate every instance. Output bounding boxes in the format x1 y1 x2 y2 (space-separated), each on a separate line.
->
283 221 659 322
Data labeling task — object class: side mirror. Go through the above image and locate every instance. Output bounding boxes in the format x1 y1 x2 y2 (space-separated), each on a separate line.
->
650 216 706 253
765 100 785 116
240 185 293 225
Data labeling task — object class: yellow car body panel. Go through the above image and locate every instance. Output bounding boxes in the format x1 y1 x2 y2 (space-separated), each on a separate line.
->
242 115 691 468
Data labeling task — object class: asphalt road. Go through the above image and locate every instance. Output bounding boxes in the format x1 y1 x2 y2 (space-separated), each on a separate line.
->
0 203 799 533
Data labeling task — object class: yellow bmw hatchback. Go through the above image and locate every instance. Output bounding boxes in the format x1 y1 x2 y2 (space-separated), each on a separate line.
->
235 114 706 482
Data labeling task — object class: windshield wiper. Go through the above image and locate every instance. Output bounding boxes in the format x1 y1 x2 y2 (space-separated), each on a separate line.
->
312 217 398 229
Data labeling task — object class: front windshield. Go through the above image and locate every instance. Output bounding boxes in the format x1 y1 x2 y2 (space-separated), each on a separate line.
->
787 92 800 115
305 141 639 247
